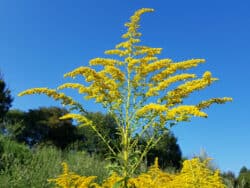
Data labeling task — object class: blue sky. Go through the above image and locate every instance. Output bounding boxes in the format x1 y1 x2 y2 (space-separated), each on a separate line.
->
1 0 249 175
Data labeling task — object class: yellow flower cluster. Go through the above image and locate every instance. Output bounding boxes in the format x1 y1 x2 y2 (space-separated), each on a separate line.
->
166 105 207 121
152 59 205 82
132 58 171 82
143 59 172 74
146 73 196 97
105 8 154 58
50 158 225 188
105 49 130 57
57 82 102 102
127 58 140 70
59 113 93 127
123 8 154 39
127 158 174 188
101 173 124 188
172 158 225 188
115 38 140 49
136 103 208 123
166 71 216 106
136 103 208 122
197 97 233 110
134 47 162 57
48 162 97 188
64 67 101 82
60 65 123 105
57 83 87 93
18 88 77 106
89 58 124 66
128 56 159 78
89 79 121 103
136 103 168 116
101 66 125 82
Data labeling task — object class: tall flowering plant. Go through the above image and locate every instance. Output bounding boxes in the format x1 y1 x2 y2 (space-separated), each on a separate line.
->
19 8 232 186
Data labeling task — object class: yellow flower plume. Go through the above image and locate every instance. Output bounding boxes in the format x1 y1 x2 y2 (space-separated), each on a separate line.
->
18 88 77 106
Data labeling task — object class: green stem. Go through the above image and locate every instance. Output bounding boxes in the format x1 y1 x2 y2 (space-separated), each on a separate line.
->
130 130 166 175
90 124 117 157
129 116 156 151
123 50 132 182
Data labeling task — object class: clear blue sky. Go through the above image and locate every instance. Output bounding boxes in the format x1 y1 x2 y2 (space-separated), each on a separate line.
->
1 0 249 175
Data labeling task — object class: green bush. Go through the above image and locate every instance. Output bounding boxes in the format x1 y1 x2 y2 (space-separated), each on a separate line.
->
0 136 110 187
0 135 31 171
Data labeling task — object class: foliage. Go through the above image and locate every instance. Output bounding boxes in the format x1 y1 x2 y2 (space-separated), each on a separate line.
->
0 134 31 171
221 171 237 188
238 167 250 188
0 73 13 122
3 109 26 139
49 157 225 188
221 167 250 188
5 107 76 149
0 138 110 188
69 112 120 157
5 109 121 156
19 7 232 186
146 132 182 170
0 146 63 188
240 166 249 174
5 108 182 171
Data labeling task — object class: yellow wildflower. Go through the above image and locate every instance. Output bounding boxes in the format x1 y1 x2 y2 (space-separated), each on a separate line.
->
136 103 168 116
18 88 77 106
122 8 154 38
144 59 172 73
172 158 226 188
102 65 125 82
60 113 93 127
166 72 217 105
89 58 124 66
146 74 196 97
134 47 162 57
64 67 101 81
152 59 205 81
48 162 97 188
166 105 207 121
197 97 233 110
57 83 88 93
104 49 129 57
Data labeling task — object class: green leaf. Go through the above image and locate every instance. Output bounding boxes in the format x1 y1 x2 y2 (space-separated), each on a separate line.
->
112 180 123 188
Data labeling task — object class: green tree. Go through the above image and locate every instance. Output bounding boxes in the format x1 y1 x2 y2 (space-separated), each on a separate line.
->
19 8 232 185
5 107 76 149
238 167 250 188
26 107 77 149
221 171 237 188
4 109 26 139
5 109 121 155
0 73 13 122
240 166 249 174
70 112 120 157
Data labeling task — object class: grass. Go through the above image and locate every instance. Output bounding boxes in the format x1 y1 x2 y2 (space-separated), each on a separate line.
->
0 136 110 188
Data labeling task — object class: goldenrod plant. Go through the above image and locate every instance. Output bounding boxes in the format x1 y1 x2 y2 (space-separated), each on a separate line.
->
49 157 225 188
19 8 232 187
48 162 98 188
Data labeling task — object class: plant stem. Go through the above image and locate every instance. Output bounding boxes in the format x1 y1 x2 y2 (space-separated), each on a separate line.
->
90 124 117 157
